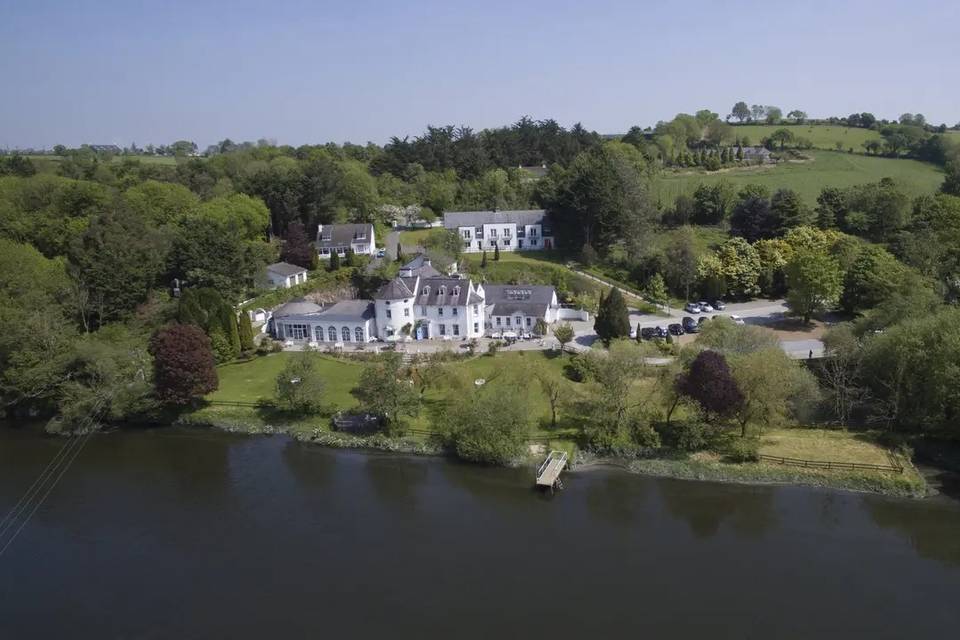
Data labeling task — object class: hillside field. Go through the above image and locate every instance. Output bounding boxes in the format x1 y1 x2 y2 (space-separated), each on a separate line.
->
726 124 881 151
26 154 181 166
653 150 943 206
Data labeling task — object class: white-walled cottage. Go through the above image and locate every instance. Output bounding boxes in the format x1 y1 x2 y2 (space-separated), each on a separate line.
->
266 262 308 289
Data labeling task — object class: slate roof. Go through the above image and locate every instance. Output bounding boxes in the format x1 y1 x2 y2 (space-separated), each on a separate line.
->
315 223 374 248
316 300 375 322
267 261 307 277
443 209 550 229
376 277 415 300
399 254 443 278
416 277 473 306
484 285 557 316
274 298 323 317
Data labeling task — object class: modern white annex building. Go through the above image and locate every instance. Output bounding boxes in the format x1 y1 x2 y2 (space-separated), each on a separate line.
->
443 210 554 253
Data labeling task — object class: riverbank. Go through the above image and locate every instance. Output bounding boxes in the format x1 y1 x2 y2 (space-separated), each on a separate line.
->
176 409 929 498
573 452 927 498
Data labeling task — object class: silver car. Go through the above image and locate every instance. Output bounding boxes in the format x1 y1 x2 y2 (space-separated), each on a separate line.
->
684 302 701 313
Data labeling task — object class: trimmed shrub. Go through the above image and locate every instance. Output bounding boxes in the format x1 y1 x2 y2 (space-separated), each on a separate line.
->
726 438 760 463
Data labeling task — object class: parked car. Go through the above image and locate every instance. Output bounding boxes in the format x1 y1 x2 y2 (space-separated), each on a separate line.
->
668 323 685 336
682 316 698 333
697 301 714 312
684 302 701 313
712 299 726 310
640 327 657 341
376 248 386 258
655 326 669 339
697 316 709 326
730 314 745 325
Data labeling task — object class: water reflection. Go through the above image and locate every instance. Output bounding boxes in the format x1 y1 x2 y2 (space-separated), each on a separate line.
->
280 439 337 491
583 470 650 527
866 497 960 567
657 479 777 539
364 454 428 511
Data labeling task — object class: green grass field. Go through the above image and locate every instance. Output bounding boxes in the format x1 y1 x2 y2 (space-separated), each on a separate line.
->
654 150 943 205
26 154 182 166
398 228 438 247
208 352 364 408
759 428 893 466
727 124 881 151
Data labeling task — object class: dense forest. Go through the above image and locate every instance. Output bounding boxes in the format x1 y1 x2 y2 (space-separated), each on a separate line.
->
2 109 960 442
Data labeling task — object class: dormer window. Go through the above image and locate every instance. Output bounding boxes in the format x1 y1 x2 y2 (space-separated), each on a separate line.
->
421 286 430 298
438 286 446 297
452 286 461 297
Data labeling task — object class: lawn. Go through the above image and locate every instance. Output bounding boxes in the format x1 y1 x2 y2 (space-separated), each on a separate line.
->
726 124 882 151
654 150 943 206
197 350 581 441
398 228 438 247
759 428 894 466
208 352 364 409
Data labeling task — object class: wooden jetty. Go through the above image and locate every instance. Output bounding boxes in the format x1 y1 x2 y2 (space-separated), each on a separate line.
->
536 450 568 490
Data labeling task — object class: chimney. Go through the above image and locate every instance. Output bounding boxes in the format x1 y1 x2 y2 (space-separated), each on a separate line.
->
316 224 322 242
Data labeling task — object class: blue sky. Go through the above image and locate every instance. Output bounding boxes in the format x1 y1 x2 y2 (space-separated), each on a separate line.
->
1 0 957 149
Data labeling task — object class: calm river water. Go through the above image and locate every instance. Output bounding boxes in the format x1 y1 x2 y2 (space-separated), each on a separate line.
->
1 427 959 639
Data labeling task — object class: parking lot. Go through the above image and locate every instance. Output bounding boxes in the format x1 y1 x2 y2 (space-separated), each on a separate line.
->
569 298 826 359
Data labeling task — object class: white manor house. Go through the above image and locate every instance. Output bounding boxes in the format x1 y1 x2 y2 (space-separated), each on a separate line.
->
269 256 567 345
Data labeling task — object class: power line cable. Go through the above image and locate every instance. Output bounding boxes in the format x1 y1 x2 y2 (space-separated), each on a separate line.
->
0 431 93 559
0 436 80 540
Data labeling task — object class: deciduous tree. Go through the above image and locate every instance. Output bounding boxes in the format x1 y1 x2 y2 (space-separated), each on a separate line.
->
784 250 843 322
275 353 327 414
553 322 575 355
149 324 218 405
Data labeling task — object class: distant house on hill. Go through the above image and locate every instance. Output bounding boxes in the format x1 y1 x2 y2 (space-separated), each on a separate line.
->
518 164 549 180
266 262 308 289
86 144 122 154
740 146 774 163
315 223 376 259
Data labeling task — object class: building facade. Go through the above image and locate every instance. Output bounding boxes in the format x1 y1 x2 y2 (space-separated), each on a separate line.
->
374 257 486 340
271 299 376 345
443 210 554 253
483 285 560 336
315 223 376 259
269 257 562 345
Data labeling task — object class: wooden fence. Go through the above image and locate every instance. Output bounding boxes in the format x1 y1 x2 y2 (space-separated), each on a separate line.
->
758 454 903 474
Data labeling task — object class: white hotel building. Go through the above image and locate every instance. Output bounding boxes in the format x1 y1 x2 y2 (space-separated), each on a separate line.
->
443 210 554 253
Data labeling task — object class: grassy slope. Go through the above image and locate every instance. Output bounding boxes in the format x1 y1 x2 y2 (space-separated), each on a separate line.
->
654 150 943 205
192 350 577 440
759 428 892 465
727 124 881 150
398 228 438 246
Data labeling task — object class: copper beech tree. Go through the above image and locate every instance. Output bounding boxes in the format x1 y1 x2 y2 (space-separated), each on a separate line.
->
149 324 218 405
